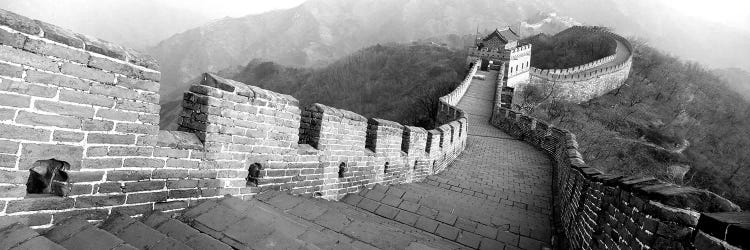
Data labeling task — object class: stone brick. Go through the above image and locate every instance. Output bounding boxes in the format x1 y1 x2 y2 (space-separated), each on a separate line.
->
0 107 15 121
154 147 189 158
415 216 439 233
95 182 122 193
96 108 138 122
106 170 152 181
77 34 127 60
23 38 89 63
25 70 89 90
67 171 105 182
115 123 158 135
69 184 93 195
189 170 218 179
52 130 85 142
435 224 461 240
0 185 25 198
0 170 28 184
457 231 482 249
0 139 19 154
82 119 114 131
167 180 198 189
0 92 30 108
90 82 139 100
116 76 159 92
35 20 84 48
16 111 82 129
88 55 138 78
138 113 159 124
0 62 23 78
0 153 17 168
5 197 74 213
52 208 109 223
169 189 200 199
18 143 84 170
126 191 167 204
0 9 41 35
87 133 134 144
0 44 57 72
0 213 52 227
123 181 165 192
75 194 126 208
59 89 115 107
107 146 152 156
123 158 164 168
82 158 122 169
34 100 94 118
0 78 58 98
154 200 188 211
116 99 159 114
152 169 188 179
166 159 199 169
0 27 27 48
60 62 114 84
394 210 420 226
198 179 222 188
112 204 153 215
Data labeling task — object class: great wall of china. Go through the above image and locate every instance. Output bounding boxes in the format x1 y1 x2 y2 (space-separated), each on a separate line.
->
527 26 633 103
0 8 747 250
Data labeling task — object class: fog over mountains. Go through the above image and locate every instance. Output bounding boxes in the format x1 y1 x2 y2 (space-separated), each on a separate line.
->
2 0 747 106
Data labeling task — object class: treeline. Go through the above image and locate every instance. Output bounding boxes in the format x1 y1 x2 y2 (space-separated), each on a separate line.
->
522 27 616 69
231 44 468 128
529 41 750 208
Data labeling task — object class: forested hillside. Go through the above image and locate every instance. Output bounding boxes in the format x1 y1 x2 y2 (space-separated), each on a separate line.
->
522 27 616 69
161 44 467 129
528 41 750 208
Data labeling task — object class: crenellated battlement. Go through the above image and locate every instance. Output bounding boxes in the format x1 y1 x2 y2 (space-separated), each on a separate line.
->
520 26 634 103
0 8 478 226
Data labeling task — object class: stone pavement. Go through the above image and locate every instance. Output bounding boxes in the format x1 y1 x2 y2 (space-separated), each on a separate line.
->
0 70 553 250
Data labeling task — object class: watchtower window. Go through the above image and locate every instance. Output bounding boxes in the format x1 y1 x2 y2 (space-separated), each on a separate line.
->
246 163 263 186
26 159 69 197
383 162 390 174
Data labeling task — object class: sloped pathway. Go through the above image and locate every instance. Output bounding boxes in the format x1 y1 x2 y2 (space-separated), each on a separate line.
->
0 70 553 250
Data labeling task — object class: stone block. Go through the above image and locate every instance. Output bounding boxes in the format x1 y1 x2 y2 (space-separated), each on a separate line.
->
116 99 159 114
59 89 115 108
25 70 89 91
5 197 74 213
23 38 89 63
74 194 126 208
116 76 159 92
0 27 27 48
115 123 158 135
126 191 168 204
18 143 83 170
34 100 94 118
152 169 188 179
123 181 165 193
0 46 57 72
52 130 85 142
87 133 135 144
106 170 152 181
82 119 114 131
35 20 84 48
16 111 82 129
0 92 30 108
60 63 114 84
123 158 164 168
81 158 122 169
67 171 104 182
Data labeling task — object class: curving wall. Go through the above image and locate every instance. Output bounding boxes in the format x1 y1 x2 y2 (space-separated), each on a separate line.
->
0 8 479 227
489 85 745 248
526 26 633 103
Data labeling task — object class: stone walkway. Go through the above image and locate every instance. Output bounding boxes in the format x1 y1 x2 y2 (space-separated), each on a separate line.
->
0 70 554 250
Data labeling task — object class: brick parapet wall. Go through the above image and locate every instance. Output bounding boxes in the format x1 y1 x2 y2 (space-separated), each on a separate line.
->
489 105 745 249
0 8 474 228
525 26 634 104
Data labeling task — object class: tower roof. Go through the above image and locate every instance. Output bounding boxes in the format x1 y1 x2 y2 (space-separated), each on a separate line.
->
482 27 520 43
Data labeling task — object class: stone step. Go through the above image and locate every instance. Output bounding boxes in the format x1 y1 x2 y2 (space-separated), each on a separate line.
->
100 213 192 250
179 196 359 249
0 222 66 250
45 217 136 250
141 212 232 250
254 190 466 250
345 183 552 249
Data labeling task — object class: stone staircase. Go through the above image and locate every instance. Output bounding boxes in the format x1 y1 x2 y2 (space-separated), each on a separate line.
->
0 183 551 250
